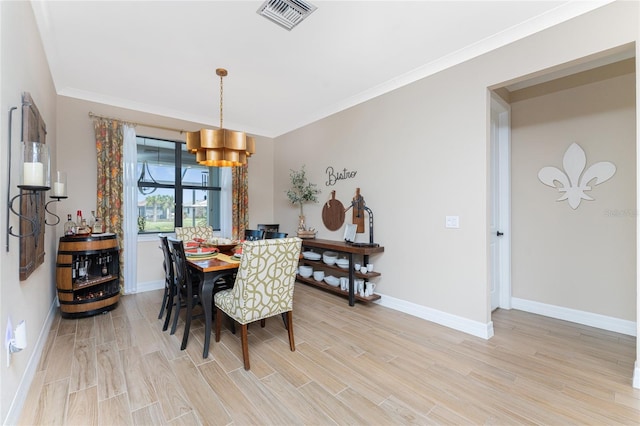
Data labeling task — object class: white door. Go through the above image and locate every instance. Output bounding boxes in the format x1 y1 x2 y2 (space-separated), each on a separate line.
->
490 95 511 311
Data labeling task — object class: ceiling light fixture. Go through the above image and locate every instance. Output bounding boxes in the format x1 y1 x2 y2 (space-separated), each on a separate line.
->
257 0 317 31
186 68 255 167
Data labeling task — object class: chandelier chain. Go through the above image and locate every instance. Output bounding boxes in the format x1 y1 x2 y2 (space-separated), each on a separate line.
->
219 73 224 129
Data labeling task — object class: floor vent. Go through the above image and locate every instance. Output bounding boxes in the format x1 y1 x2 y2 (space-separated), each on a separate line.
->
257 0 317 31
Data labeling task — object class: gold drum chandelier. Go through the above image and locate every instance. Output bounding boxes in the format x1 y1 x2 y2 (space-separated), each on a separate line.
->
186 68 255 167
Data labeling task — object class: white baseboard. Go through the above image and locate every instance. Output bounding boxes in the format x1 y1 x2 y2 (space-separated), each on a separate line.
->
511 297 637 337
4 297 59 426
376 293 494 339
129 280 164 294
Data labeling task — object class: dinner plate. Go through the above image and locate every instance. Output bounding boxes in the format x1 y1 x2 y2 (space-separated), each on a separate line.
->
185 247 218 257
186 253 218 260
302 251 321 260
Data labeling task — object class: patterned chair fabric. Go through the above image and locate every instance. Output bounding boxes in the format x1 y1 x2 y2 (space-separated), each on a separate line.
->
214 237 302 369
215 237 302 324
175 226 214 241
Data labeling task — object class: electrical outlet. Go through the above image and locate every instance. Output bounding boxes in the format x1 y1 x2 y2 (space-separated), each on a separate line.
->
445 215 460 229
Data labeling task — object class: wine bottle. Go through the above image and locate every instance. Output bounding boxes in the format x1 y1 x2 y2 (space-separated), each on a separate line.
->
64 214 75 236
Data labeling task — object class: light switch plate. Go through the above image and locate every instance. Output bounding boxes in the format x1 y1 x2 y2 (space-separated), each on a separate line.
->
445 216 460 228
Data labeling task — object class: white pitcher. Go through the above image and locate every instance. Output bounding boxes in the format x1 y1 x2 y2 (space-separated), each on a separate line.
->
340 276 348 291
365 281 376 297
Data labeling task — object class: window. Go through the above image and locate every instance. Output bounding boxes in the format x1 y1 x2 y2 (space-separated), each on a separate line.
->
136 136 221 233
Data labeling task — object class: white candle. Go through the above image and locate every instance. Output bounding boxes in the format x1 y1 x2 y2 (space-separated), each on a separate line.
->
23 162 44 186
53 182 66 196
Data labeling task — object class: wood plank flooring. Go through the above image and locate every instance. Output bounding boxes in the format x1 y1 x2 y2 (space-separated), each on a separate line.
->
18 283 640 425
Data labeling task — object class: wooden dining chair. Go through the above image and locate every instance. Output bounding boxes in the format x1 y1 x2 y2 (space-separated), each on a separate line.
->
264 231 288 239
257 223 279 232
168 238 203 350
158 235 176 331
244 229 265 241
214 237 302 370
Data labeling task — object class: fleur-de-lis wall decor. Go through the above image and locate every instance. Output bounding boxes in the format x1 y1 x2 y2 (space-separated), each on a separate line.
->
538 142 616 210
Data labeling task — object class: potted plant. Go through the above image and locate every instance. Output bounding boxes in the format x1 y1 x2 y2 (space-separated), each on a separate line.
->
286 165 321 232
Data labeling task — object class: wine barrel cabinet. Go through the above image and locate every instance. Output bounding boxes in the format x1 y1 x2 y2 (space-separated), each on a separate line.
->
56 234 120 318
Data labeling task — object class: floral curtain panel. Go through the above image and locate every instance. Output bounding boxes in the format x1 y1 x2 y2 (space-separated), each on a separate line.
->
94 118 125 290
232 164 249 240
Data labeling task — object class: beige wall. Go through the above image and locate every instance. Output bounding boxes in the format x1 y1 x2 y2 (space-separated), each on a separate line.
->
56 96 276 287
274 1 639 326
1 1 59 422
511 72 636 321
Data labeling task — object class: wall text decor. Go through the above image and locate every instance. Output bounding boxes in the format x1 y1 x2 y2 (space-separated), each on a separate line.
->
538 142 616 210
325 166 357 186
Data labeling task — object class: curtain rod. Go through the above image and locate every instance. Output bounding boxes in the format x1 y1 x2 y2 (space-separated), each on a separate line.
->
88 112 186 134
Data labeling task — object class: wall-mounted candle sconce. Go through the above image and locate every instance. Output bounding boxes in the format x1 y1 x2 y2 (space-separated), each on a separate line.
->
6 130 68 249
45 171 68 226
7 141 51 242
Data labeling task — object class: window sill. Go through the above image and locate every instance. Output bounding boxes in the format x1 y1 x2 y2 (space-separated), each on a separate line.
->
137 233 175 243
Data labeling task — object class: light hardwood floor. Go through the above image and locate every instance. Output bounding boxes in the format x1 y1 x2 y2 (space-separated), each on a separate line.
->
18 283 640 425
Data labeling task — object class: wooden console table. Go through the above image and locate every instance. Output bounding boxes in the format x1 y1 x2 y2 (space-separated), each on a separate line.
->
297 239 384 306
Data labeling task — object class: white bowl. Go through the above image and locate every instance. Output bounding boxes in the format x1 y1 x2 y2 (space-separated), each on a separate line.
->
323 251 338 265
324 275 340 287
313 271 325 281
335 259 349 269
302 251 321 260
298 265 313 278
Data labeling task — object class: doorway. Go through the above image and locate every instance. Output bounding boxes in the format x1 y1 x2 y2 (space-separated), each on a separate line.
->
489 47 636 330
489 93 511 312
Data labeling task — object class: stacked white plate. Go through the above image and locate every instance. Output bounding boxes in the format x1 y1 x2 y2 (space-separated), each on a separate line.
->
335 258 349 269
302 251 321 260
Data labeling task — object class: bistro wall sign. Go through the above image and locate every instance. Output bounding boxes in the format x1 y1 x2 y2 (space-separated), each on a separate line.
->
325 166 357 186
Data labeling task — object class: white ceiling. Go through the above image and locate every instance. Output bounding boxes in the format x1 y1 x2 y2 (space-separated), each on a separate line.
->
31 1 613 138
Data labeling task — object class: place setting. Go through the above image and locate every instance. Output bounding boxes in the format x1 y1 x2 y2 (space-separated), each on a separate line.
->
185 246 219 260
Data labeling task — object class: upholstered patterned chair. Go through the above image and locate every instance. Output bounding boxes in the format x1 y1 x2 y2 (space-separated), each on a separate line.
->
214 237 302 370
175 226 214 241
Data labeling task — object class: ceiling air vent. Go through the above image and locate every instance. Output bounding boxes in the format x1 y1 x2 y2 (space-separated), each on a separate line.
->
257 0 317 31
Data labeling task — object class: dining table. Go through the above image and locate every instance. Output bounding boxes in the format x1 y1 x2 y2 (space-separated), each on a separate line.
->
186 252 240 358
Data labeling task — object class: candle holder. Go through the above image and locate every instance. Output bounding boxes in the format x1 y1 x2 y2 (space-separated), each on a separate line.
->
51 171 67 197
45 196 68 226
6 134 59 246
45 171 68 225
19 141 50 191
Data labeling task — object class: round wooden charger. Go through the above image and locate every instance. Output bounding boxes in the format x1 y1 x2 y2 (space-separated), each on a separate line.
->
322 191 346 231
